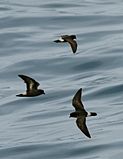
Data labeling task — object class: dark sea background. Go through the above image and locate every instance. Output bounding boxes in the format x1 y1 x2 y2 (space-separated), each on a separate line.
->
0 0 123 158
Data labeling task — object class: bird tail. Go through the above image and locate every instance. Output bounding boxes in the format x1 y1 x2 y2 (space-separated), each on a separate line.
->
54 40 61 43
87 112 97 117
16 94 24 97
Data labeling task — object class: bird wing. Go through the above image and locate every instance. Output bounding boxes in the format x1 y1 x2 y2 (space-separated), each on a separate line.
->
18 75 40 91
76 117 91 138
72 88 84 111
64 37 77 53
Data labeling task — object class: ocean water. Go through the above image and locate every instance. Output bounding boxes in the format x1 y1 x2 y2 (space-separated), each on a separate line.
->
0 0 123 158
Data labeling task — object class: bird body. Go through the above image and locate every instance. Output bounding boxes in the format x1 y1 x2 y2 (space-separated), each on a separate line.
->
16 89 44 97
70 88 97 138
16 74 45 97
54 35 77 53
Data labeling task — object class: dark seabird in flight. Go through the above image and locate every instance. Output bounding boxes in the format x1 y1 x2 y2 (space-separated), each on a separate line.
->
70 88 97 138
54 35 77 53
16 74 45 97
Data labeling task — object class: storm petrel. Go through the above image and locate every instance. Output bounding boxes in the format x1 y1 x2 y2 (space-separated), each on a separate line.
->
70 88 97 138
16 74 45 97
54 35 77 53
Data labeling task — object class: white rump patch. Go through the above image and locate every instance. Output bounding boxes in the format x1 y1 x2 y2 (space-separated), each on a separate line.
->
59 37 64 42
87 112 91 117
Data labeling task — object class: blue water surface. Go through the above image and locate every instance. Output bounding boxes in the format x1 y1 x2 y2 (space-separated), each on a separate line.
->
0 0 123 158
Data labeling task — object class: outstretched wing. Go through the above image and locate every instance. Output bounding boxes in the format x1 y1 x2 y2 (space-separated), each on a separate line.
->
72 88 84 111
65 38 77 53
18 74 40 91
76 117 91 138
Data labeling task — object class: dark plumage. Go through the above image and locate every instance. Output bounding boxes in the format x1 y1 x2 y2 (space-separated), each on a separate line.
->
54 35 77 53
16 74 45 97
70 88 97 138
